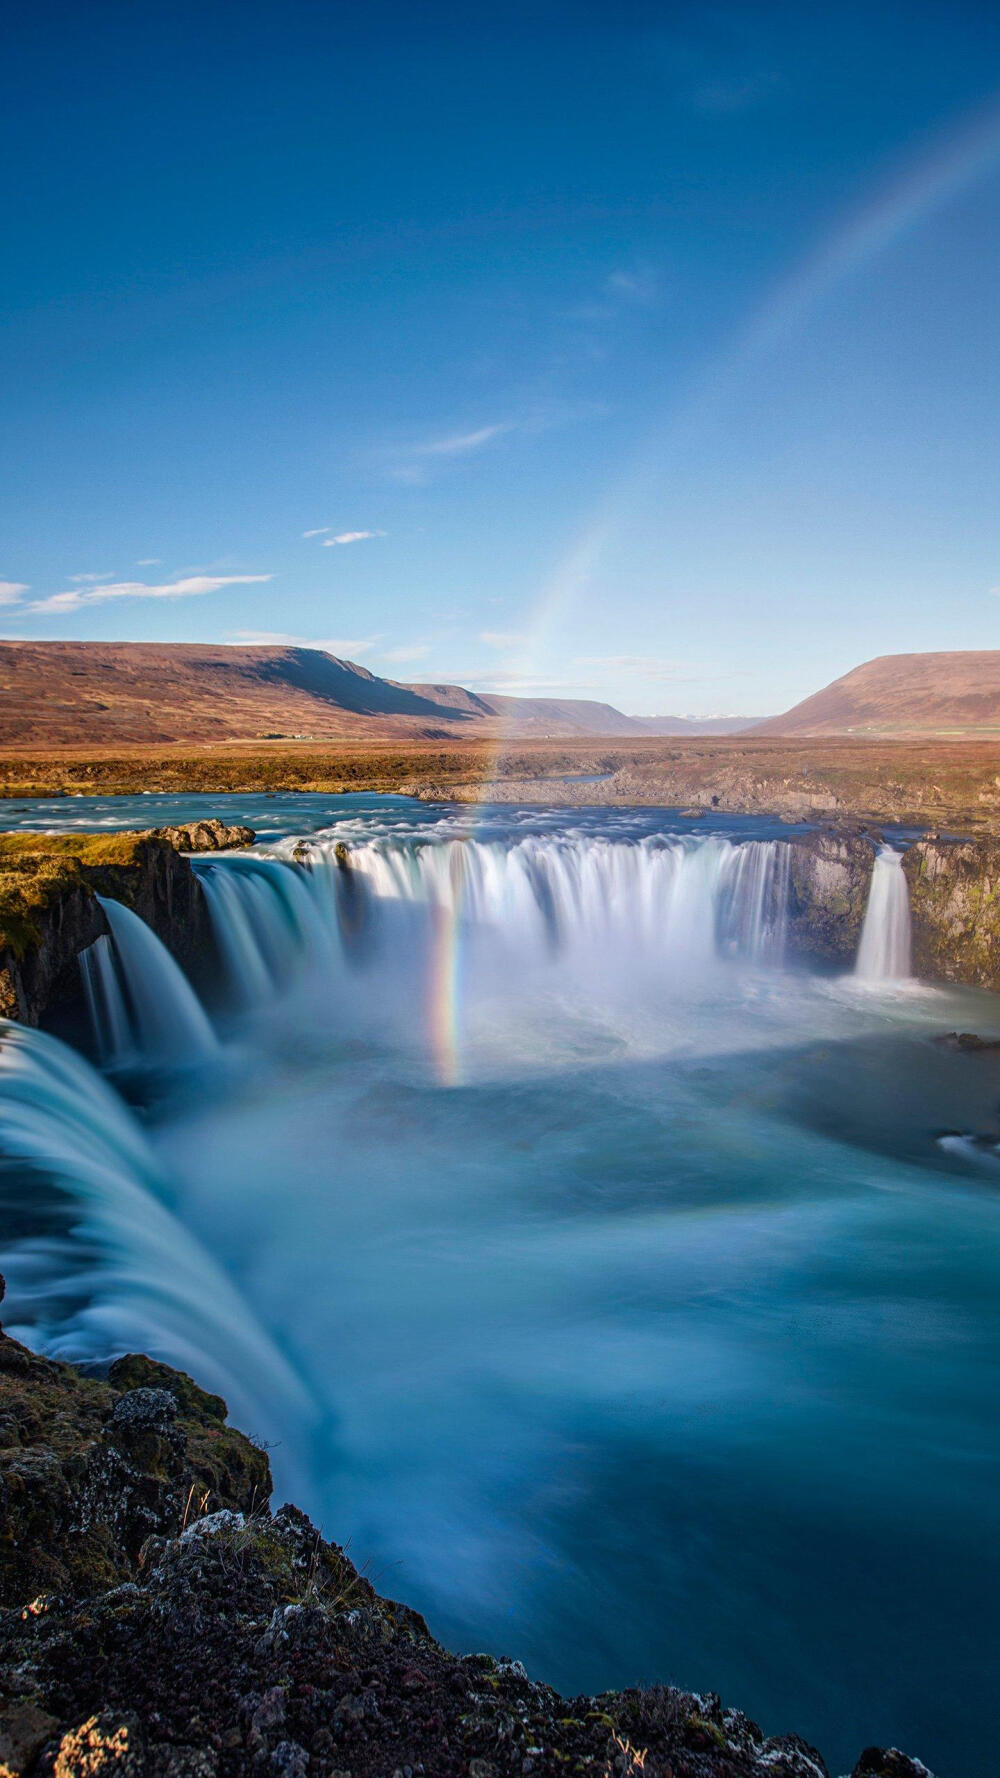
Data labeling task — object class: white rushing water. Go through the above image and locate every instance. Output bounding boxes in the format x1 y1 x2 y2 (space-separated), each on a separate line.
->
854 847 913 982
0 1019 323 1493
81 896 219 1068
192 832 794 1015
3 800 1000 1778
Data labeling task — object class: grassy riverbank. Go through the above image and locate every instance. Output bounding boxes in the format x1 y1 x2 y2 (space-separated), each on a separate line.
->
3 736 1000 828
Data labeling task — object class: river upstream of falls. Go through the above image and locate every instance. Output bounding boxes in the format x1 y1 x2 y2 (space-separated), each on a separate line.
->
2 794 1000 1777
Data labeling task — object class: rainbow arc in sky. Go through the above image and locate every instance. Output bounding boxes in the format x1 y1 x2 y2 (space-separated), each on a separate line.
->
425 87 1000 1088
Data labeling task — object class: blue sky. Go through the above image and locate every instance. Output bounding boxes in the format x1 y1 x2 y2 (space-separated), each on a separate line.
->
2 1 1000 716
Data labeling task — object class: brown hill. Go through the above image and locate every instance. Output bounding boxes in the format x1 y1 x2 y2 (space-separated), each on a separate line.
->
755 651 1000 737
478 694 646 735
0 640 705 745
0 642 484 746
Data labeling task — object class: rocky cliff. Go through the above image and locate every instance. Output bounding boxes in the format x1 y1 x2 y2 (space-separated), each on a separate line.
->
0 822 252 1028
903 838 1000 990
785 832 876 965
0 1282 930 1778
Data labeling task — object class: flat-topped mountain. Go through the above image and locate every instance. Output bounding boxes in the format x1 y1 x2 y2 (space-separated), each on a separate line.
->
0 641 757 744
757 650 1000 736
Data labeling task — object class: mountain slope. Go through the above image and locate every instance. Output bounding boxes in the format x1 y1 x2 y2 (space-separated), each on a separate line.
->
476 694 646 735
0 640 674 745
0 640 766 745
756 651 1000 736
0 642 483 745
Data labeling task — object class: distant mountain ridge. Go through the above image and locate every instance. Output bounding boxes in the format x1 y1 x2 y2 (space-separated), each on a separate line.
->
756 651 1000 736
0 640 760 745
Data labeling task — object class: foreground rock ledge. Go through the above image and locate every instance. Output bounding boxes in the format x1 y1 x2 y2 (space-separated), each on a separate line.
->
0 822 253 1027
0 1298 929 1778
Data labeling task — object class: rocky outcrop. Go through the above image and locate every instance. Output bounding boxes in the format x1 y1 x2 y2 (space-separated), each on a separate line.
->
0 826 252 1028
148 820 255 855
785 832 876 966
0 1317 269 1607
903 838 1000 989
0 1281 932 1778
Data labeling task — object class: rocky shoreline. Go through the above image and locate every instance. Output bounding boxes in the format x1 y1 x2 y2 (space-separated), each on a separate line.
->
0 1280 931 1778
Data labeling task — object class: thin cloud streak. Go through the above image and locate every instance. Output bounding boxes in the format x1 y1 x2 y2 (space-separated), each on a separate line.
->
480 630 528 649
573 653 696 679
0 581 29 605
226 629 381 656
378 644 431 664
29 573 272 615
416 424 511 457
321 530 385 546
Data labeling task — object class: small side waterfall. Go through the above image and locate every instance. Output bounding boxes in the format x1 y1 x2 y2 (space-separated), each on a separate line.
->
0 1020 321 1496
855 847 912 982
81 896 218 1067
80 934 134 1065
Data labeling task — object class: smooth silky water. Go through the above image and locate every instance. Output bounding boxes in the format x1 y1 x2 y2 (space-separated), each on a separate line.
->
2 795 999 1777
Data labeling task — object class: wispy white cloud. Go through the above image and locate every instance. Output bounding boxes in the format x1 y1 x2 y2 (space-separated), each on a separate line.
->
480 630 528 650
385 405 600 485
378 644 431 665
0 581 29 605
417 424 511 458
29 572 272 615
135 557 162 566
68 572 116 584
465 670 602 694
606 265 659 306
386 422 512 484
321 530 385 546
226 629 381 657
302 527 330 539
573 654 697 679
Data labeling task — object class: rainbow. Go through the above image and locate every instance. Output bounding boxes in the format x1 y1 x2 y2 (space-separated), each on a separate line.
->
424 88 1000 1087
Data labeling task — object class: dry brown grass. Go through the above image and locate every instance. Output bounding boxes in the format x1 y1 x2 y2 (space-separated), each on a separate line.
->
3 735 1000 828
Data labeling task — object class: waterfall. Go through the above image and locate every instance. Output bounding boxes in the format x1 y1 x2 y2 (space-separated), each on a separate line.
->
0 1019 322 1499
81 896 218 1068
716 839 790 964
193 854 339 1011
80 933 134 1065
70 834 800 1063
855 847 912 982
273 831 794 975
179 833 799 1009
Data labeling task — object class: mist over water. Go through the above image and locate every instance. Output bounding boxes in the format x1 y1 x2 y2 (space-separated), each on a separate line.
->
2 795 999 1777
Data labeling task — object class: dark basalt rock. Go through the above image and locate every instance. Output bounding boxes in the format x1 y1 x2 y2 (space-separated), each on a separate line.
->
0 1277 935 1778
